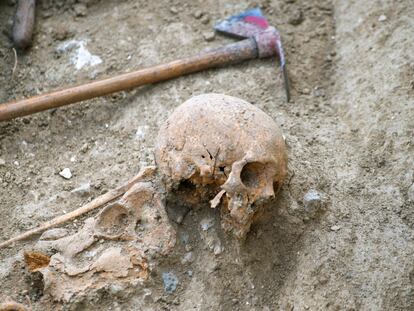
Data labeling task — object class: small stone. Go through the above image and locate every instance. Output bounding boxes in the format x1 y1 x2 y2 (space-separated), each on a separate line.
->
59 168 72 179
203 31 215 42
193 10 203 19
378 15 387 22
200 218 214 231
0 158 5 166
143 288 153 303
201 15 210 24
162 272 178 294
180 232 190 245
108 284 125 297
170 7 178 14
407 183 414 202
314 87 325 97
181 252 194 264
288 10 304 25
213 243 223 255
74 4 87 17
302 88 311 95
4 172 12 181
303 189 322 212
80 143 89 153
330 225 341 231
71 182 91 196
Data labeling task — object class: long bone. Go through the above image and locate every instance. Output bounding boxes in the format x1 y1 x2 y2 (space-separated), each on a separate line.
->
0 167 155 249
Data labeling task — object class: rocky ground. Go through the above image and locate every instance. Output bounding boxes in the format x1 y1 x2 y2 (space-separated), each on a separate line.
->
0 0 413 310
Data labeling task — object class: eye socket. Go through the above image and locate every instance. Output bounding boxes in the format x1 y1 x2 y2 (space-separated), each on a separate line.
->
240 162 266 189
96 203 130 237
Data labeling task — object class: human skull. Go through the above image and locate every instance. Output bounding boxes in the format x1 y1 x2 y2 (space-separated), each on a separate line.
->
155 93 287 237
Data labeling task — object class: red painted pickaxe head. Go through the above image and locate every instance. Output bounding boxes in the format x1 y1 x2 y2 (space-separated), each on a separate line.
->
215 8 290 102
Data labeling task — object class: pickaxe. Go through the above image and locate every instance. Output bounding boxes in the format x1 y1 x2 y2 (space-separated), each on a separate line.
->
0 8 289 122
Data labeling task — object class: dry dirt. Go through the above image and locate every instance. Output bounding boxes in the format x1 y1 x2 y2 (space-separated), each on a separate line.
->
0 0 413 310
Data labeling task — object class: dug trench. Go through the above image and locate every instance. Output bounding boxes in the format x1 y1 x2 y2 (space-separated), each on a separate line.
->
0 0 413 310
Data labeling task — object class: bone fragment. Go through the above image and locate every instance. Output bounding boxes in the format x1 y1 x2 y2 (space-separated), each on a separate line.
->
210 189 226 208
0 300 28 311
0 167 156 249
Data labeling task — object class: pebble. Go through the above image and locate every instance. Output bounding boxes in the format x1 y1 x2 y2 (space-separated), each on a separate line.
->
4 172 12 181
200 218 214 231
193 10 203 19
288 10 304 25
162 272 178 294
108 284 125 297
303 189 322 212
80 143 89 153
0 158 5 166
330 225 341 231
314 87 326 97
74 4 87 17
302 88 311 95
203 31 215 42
59 168 72 179
170 7 178 14
181 252 194 264
407 183 414 202
201 15 210 25
378 15 387 22
180 231 190 245
213 243 223 255
71 182 91 196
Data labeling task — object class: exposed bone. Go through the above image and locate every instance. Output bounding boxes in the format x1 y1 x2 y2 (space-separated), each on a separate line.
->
210 189 226 209
0 166 156 249
0 299 29 311
92 247 133 277
31 174 175 303
11 93 287 304
155 93 287 238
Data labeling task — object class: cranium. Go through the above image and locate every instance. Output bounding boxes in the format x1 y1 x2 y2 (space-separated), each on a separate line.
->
155 93 287 237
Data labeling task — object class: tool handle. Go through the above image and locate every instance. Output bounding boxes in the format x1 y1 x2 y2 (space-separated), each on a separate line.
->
12 0 36 49
0 38 258 121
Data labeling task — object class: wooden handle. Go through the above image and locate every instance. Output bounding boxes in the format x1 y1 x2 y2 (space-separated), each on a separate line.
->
0 38 258 122
12 0 36 49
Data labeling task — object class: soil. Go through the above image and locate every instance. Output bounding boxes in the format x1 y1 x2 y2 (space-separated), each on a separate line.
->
0 0 413 310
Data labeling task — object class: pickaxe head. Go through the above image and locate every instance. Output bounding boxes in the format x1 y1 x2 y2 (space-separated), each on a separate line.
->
215 8 290 102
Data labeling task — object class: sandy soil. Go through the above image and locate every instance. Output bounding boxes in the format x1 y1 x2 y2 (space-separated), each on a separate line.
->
0 0 413 310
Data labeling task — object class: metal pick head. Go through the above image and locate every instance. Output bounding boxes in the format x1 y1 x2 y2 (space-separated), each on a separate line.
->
215 8 290 102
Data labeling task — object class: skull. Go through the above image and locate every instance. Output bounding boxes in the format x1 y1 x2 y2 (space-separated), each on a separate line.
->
155 93 287 237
